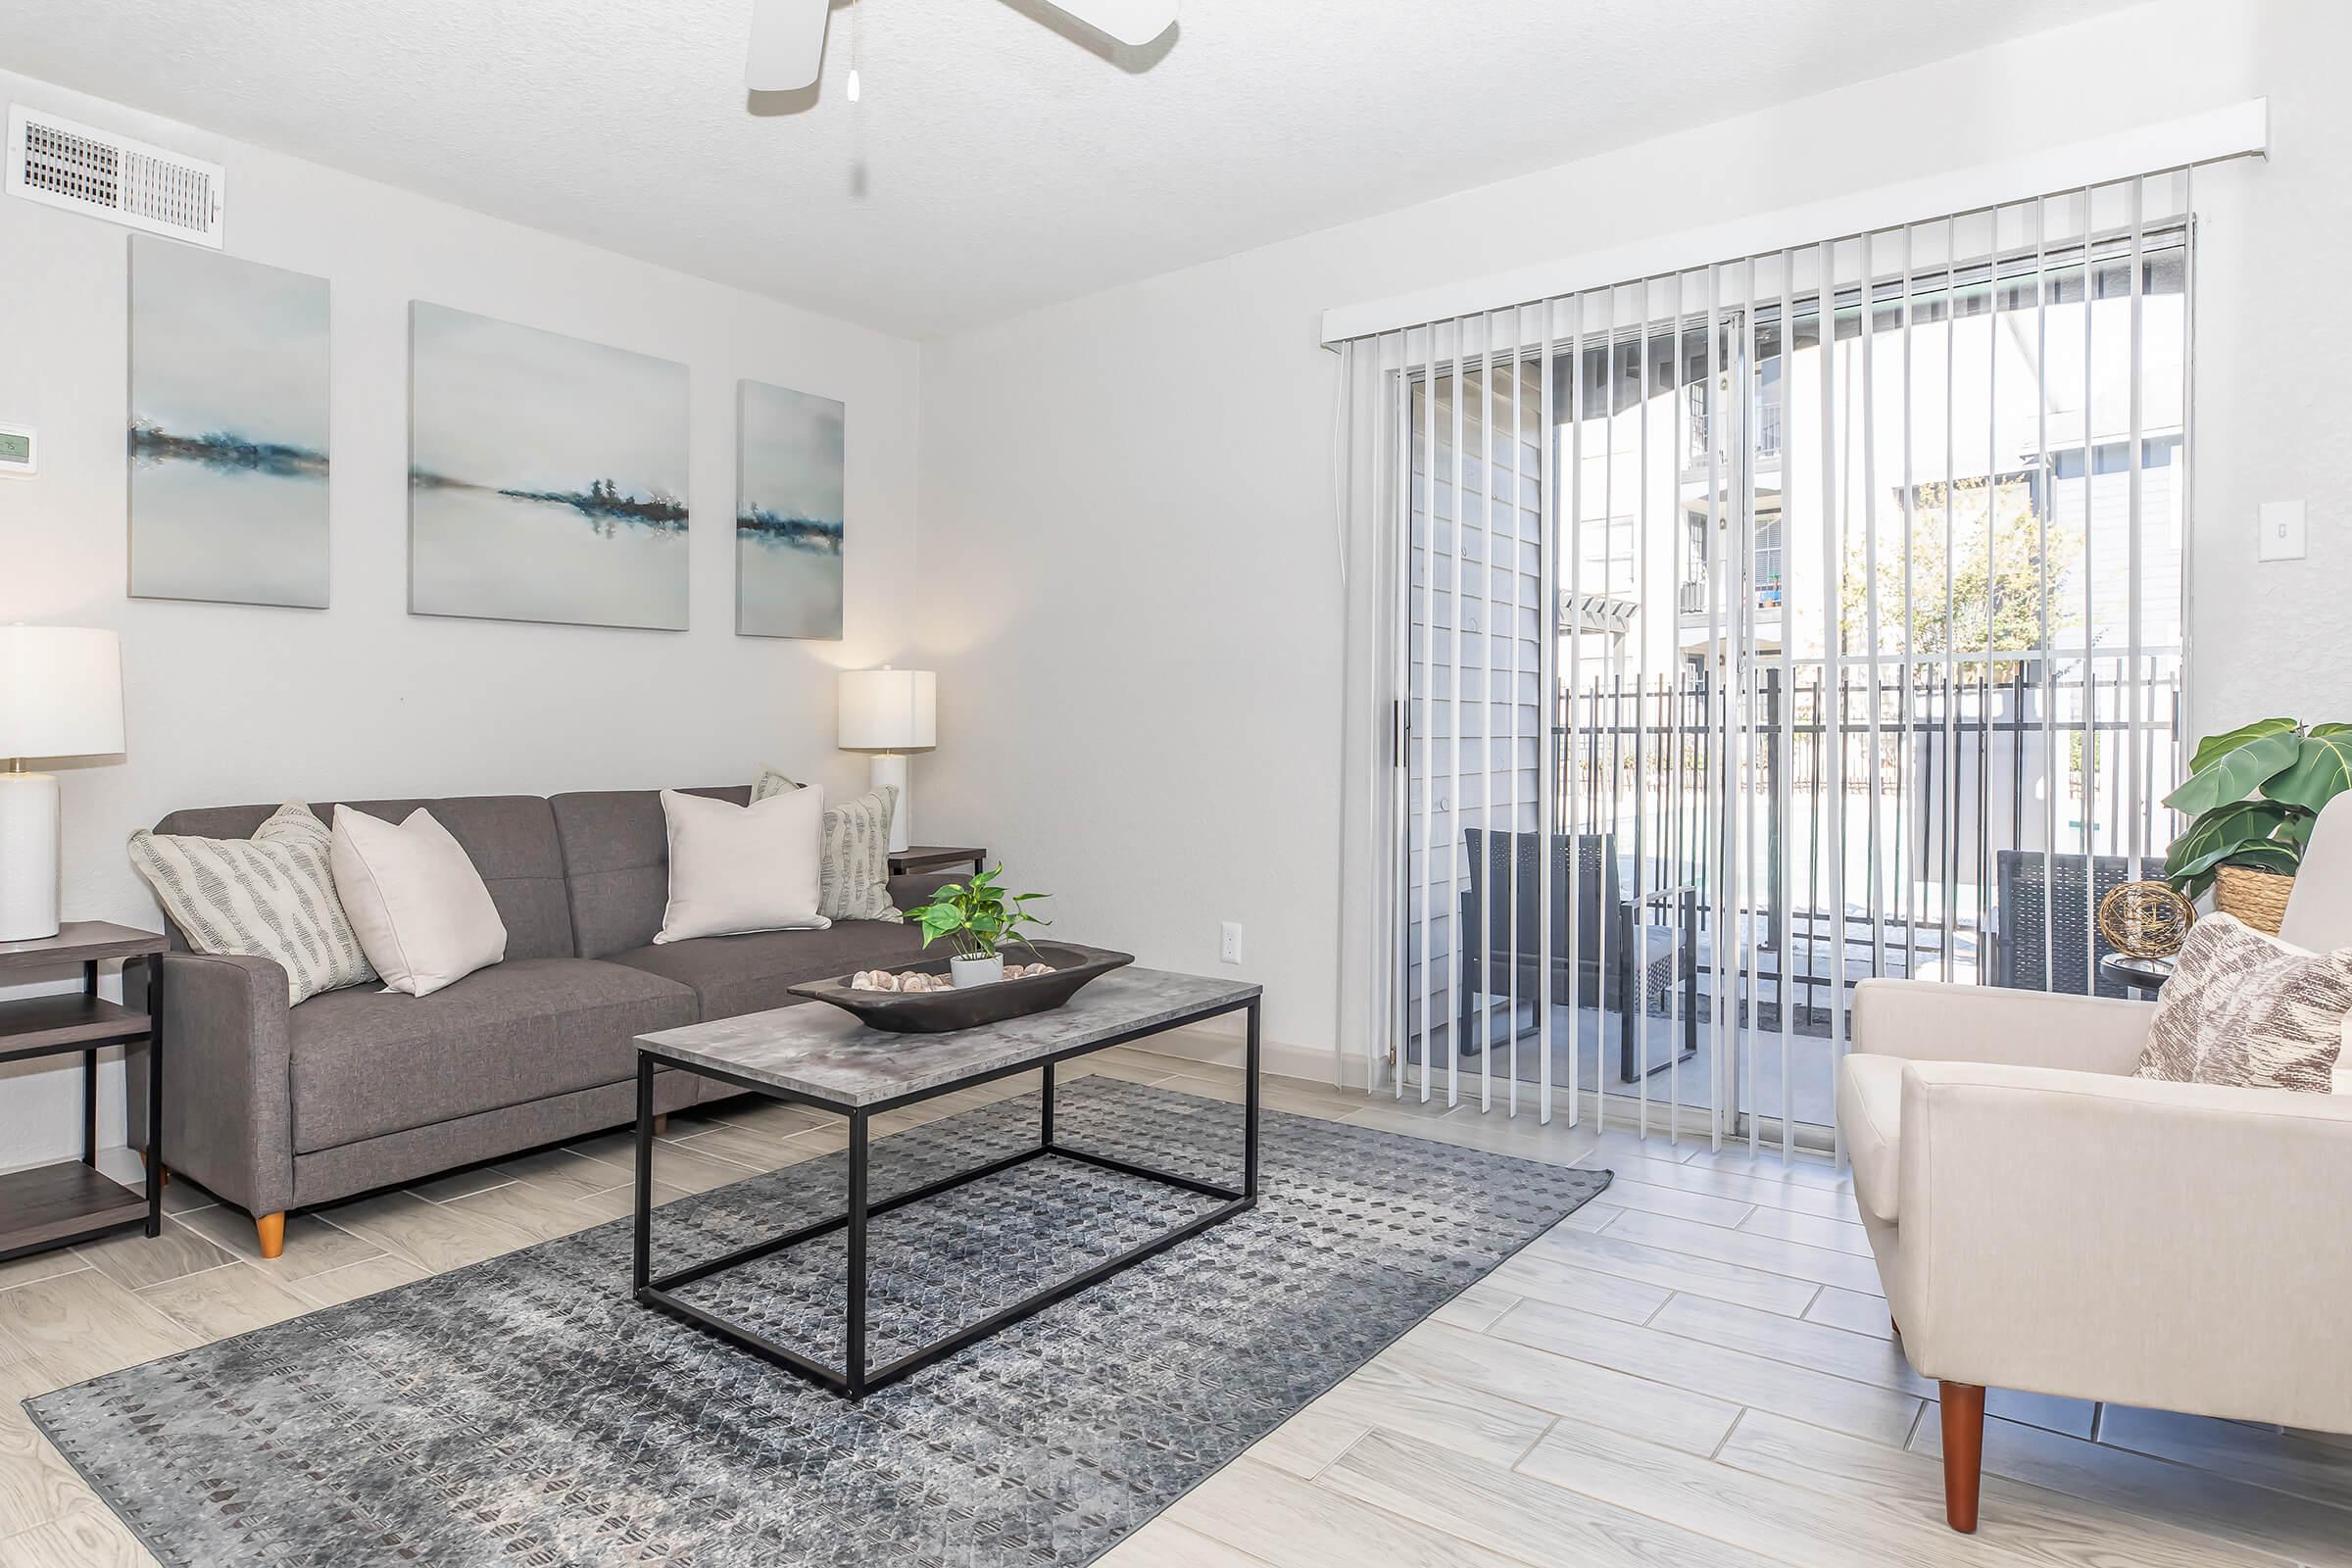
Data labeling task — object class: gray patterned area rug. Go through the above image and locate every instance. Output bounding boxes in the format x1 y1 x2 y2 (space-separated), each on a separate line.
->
28 1076 1609 1567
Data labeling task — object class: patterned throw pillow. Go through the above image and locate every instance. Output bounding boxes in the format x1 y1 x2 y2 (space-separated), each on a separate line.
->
127 803 378 1005
2134 913 2352 1093
751 767 902 923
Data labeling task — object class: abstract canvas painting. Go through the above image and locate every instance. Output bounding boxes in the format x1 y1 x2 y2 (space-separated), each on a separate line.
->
128 238 330 608
410 303 689 630
736 379 844 639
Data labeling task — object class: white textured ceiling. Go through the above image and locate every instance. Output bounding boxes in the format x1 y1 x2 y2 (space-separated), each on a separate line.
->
9 0 2137 338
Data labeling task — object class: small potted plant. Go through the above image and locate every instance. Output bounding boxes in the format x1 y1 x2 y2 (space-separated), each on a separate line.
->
906 865 1051 986
2164 717 2352 933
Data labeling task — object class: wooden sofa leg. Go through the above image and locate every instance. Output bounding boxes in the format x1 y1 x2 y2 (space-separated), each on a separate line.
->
255 1212 286 1260
1940 1382 1985 1533
653 1112 669 1136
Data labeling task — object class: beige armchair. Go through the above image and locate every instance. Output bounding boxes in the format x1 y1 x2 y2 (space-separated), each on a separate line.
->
1838 795 2352 1533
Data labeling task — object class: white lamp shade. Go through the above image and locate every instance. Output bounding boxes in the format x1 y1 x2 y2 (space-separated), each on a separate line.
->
838 668 936 753
0 625 123 761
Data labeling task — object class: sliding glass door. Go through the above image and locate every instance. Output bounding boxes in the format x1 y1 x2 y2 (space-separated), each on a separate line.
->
1389 176 2191 1151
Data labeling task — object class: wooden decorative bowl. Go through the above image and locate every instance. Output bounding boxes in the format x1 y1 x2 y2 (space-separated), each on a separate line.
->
787 942 1134 1034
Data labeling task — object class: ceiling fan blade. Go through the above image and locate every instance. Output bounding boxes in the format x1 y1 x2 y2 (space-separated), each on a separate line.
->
1037 0 1178 47
746 0 831 91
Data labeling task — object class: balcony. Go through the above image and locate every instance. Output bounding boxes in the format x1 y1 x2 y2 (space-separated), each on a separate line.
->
1676 571 1785 620
1681 402 1784 481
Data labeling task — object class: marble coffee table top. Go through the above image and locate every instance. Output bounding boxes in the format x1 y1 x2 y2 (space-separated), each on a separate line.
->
635 966 1260 1109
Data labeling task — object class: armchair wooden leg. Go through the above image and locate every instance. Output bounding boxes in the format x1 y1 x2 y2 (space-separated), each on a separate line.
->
1939 1382 1985 1533
255 1212 285 1260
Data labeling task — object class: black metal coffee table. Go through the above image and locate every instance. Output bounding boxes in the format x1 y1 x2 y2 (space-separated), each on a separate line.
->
630 966 1261 1398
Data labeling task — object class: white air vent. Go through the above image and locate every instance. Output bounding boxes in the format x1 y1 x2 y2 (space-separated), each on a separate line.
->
7 106 222 247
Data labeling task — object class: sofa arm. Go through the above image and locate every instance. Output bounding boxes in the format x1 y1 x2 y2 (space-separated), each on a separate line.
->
1887 1059 2352 1429
1851 978 2151 1075
124 951 296 1219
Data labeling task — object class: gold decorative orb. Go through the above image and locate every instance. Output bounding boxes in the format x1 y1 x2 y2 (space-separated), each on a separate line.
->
2098 881 2195 959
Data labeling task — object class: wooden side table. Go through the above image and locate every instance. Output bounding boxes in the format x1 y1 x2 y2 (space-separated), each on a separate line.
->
889 846 987 878
0 921 167 1263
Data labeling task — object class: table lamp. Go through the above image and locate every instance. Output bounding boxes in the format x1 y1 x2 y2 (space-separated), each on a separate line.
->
0 625 125 941
838 666 935 855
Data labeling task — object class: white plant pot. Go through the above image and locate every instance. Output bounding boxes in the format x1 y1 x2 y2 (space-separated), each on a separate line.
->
951 954 1004 988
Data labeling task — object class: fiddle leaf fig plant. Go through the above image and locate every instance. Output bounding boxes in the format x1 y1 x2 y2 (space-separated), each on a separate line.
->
2163 718 2352 899
906 865 1051 959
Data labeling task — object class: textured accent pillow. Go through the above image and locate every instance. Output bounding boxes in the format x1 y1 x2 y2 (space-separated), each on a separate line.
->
818 786 903 922
751 766 903 923
2134 913 2352 1093
127 803 377 1005
329 807 508 998
655 786 829 944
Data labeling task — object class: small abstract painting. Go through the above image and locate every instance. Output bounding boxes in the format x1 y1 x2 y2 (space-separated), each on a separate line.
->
128 239 330 608
736 379 845 639
409 303 689 631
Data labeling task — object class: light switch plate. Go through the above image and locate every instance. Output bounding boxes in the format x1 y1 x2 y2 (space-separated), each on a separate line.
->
2259 499 2306 562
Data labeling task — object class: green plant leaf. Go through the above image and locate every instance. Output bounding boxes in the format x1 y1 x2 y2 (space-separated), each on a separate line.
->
2261 731 2352 812
2311 722 2352 737
2189 717 2296 773
2164 798 2301 886
2226 842 2301 877
2162 731 2301 815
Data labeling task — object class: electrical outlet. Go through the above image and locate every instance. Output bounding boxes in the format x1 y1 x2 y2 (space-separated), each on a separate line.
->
2259 499 2307 562
1219 921 1244 964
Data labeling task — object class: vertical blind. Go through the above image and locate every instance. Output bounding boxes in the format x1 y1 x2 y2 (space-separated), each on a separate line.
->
1336 169 2207 1153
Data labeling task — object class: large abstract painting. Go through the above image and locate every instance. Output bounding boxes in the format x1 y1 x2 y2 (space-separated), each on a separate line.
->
128 238 330 608
409 304 689 630
736 379 844 639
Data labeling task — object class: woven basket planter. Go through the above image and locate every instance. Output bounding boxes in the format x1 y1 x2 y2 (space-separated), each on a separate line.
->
2214 863 2295 935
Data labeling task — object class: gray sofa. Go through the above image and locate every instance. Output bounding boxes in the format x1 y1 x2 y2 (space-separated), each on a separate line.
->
124 787 952 1258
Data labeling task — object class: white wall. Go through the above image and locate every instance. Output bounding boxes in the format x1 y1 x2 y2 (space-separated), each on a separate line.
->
0 70 924 1168
915 0 2350 1070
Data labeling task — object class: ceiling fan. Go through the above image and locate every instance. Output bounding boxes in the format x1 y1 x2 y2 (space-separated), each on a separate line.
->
747 0 1177 91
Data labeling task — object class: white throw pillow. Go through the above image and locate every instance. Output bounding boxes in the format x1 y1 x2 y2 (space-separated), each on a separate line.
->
655 786 829 944
330 807 508 998
127 803 376 1005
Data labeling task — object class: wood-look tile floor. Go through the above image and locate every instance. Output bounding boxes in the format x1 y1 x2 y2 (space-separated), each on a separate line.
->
3 1049 2348 1567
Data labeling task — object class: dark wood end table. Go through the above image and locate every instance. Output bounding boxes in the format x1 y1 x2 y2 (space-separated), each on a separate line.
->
0 921 167 1264
888 846 987 878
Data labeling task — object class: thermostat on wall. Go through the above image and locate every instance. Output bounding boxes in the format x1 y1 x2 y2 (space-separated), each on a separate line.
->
0 422 34 477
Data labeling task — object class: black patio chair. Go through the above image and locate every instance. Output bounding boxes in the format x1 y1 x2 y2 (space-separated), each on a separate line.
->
1454 828 1699 1079
1992 849 2161 999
